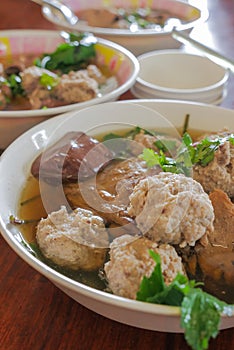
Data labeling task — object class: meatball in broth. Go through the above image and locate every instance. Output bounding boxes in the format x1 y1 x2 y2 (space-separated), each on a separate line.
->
36 206 109 271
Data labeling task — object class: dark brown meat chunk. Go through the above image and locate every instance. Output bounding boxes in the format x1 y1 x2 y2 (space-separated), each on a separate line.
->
181 189 234 303
64 158 161 236
208 189 234 248
31 132 113 184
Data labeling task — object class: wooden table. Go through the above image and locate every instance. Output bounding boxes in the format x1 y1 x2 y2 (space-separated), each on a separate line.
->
0 1 234 349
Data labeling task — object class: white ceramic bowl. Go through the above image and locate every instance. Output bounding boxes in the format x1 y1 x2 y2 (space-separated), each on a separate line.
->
42 0 209 55
133 49 229 103
0 30 139 149
131 84 228 106
0 100 234 334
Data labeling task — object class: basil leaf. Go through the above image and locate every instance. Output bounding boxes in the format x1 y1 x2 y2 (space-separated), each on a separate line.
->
36 33 96 74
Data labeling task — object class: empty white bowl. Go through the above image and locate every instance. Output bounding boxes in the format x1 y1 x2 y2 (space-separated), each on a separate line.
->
132 49 229 103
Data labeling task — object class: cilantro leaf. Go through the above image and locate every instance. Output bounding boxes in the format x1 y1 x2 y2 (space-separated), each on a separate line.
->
181 289 228 350
141 148 161 168
140 130 234 175
136 250 165 301
192 138 220 166
136 251 234 350
141 147 191 175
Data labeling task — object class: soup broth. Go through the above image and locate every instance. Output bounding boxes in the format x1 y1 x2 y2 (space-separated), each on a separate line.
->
0 47 115 111
76 7 188 30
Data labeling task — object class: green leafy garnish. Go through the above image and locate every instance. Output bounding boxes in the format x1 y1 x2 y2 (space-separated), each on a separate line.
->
6 74 25 96
36 33 96 74
137 251 234 350
0 74 25 97
154 138 177 153
141 147 192 175
39 73 59 90
181 132 221 167
102 132 122 142
229 135 234 145
141 130 234 175
103 126 156 141
102 127 159 159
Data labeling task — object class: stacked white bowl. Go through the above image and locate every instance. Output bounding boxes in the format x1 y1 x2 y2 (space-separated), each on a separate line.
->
131 49 229 104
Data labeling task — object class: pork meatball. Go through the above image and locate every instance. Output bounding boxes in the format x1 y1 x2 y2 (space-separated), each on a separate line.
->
36 206 109 271
104 234 185 299
127 173 214 247
20 65 101 109
193 136 234 198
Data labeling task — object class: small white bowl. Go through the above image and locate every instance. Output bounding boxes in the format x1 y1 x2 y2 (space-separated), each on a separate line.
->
42 0 208 55
0 30 139 149
134 49 229 103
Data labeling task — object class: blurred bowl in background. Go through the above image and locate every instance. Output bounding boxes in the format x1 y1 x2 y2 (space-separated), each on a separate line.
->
0 29 139 149
42 0 209 55
131 49 229 104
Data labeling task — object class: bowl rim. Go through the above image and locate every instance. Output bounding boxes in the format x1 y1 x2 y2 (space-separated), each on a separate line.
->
0 29 139 118
42 0 209 37
136 49 229 94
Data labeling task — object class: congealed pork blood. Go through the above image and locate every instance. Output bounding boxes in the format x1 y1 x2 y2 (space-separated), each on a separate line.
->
64 158 161 236
31 132 113 184
31 131 161 234
181 189 234 303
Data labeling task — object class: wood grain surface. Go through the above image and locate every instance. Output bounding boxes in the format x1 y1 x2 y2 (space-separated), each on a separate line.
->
0 1 234 349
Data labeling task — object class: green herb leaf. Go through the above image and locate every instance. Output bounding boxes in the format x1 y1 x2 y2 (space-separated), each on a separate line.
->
102 133 122 141
136 250 165 301
181 289 228 350
192 138 220 166
154 139 177 153
140 128 232 174
229 135 234 145
141 148 160 168
36 33 96 74
141 148 190 175
136 251 234 350
182 132 193 147
7 74 25 96
39 73 59 90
